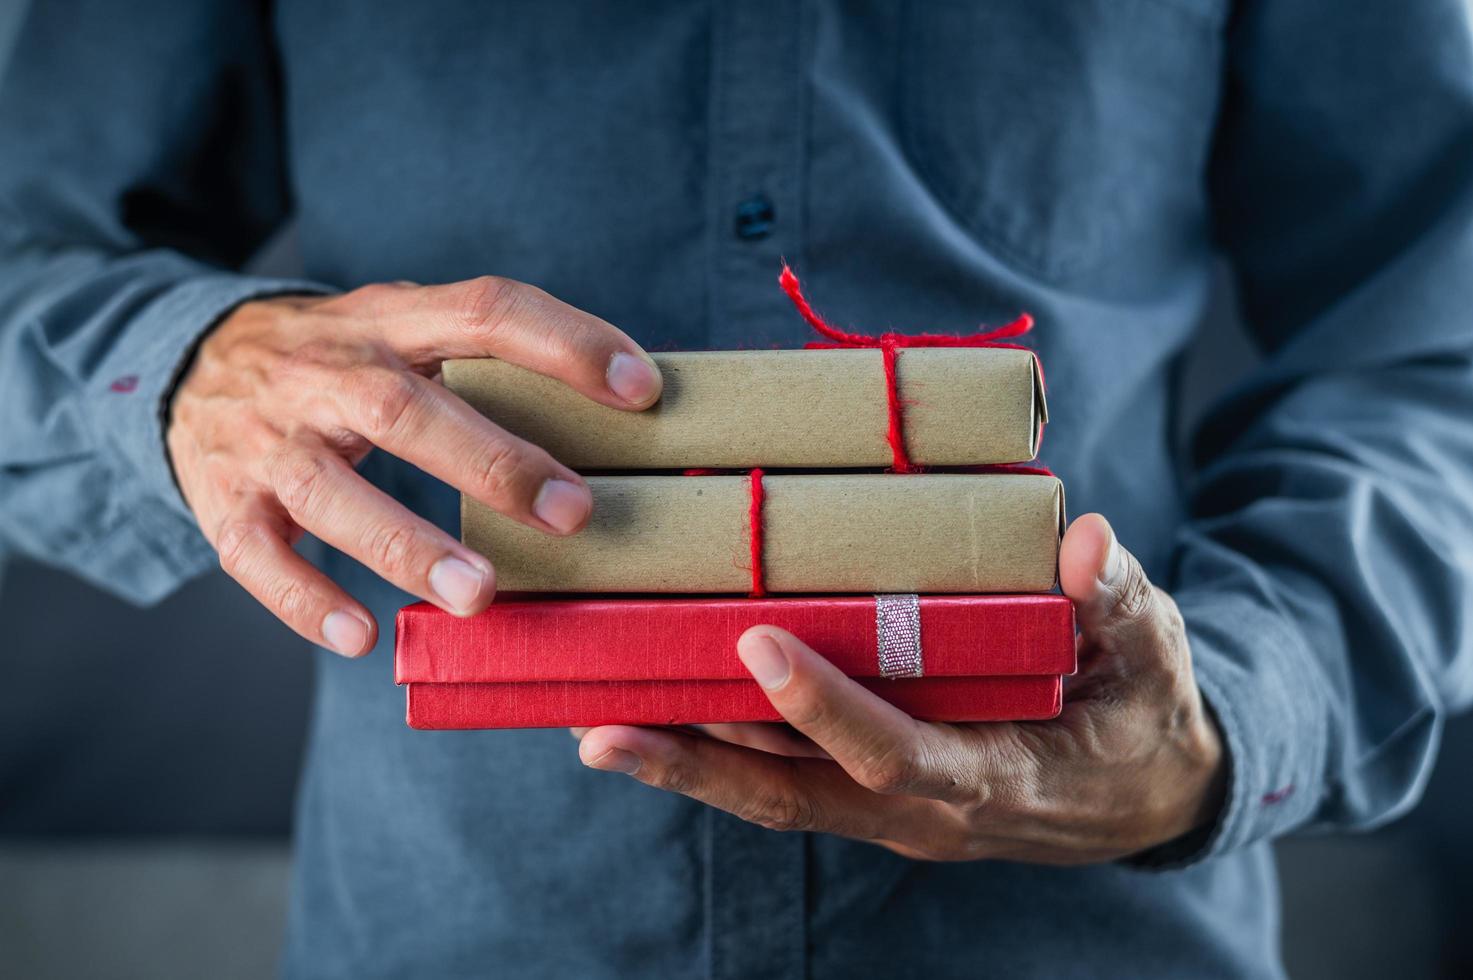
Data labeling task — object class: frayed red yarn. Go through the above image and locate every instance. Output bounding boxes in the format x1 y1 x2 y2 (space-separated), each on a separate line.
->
961 462 1056 478
778 264 1039 473
683 467 766 597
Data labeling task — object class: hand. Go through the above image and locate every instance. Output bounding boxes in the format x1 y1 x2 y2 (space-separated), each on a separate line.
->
167 277 662 656
577 514 1227 863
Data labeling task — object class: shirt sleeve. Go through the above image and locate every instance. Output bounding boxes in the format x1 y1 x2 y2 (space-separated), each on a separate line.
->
1172 0 1473 861
0 1 328 604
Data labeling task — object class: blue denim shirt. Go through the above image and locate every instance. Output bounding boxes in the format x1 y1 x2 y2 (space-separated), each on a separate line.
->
4 2 1473 977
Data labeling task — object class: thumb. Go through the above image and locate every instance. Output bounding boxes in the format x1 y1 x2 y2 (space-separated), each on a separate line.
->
1059 513 1162 644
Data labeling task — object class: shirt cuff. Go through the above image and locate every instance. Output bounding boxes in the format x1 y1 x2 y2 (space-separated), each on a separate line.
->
1133 587 1328 868
87 274 331 574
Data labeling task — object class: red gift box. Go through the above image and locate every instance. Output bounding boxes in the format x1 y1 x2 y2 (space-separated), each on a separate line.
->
395 595 1076 729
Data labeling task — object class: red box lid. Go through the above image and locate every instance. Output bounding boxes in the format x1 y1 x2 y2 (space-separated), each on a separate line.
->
395 595 1076 684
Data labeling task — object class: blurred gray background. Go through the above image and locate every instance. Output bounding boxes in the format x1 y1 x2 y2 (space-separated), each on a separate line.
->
1 6 1470 979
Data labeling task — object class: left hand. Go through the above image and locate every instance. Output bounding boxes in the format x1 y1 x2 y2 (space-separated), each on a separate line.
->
576 513 1227 864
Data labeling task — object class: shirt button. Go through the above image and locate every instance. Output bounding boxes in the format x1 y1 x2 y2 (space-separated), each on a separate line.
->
734 195 775 240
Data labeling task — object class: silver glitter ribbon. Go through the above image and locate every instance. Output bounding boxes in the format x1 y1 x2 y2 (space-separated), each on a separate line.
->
874 594 923 679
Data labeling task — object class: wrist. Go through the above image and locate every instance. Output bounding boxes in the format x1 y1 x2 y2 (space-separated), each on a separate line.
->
1184 695 1229 836
1123 694 1229 868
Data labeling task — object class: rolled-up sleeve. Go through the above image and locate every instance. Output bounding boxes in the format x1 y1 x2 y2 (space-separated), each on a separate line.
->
0 1 327 603
1175 0 1473 859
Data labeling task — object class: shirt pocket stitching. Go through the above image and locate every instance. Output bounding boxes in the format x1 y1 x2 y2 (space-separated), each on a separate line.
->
896 0 1225 284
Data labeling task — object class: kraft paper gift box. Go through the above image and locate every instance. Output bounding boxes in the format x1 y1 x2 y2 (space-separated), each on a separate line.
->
445 347 1046 471
464 472 1065 595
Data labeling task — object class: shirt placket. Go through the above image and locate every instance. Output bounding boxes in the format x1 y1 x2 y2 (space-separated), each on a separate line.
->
703 3 809 980
704 0 809 350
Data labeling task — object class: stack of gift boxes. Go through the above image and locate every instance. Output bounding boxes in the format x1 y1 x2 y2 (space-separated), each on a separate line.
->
395 271 1076 729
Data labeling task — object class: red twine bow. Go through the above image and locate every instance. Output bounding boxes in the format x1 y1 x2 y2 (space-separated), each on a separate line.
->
778 264 1038 473
684 269 1043 597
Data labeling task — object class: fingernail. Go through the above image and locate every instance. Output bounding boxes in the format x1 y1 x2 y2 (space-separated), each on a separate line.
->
1098 528 1124 587
429 556 489 614
607 352 661 406
533 479 592 533
738 633 791 690
587 747 642 774
322 610 371 657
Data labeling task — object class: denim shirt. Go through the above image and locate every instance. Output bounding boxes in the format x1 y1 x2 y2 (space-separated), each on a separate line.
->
4 2 1473 977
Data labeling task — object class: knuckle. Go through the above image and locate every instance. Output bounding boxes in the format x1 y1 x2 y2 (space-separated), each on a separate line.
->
268 576 319 623
470 440 530 503
856 747 920 796
963 777 995 815
455 275 521 337
1114 558 1155 621
952 763 1002 815
781 684 835 733
362 520 423 577
747 791 817 833
270 451 332 517
214 520 261 576
655 762 702 797
536 313 605 366
344 282 398 309
289 338 344 371
353 368 421 442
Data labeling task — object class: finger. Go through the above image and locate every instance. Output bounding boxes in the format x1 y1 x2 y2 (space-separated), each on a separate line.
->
578 725 929 839
330 367 593 535
354 277 663 409
1058 513 1180 656
692 723 833 760
735 626 977 802
266 445 496 616
212 499 377 657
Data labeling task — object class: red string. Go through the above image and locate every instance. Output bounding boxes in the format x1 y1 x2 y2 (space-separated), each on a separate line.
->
683 467 766 596
960 462 1056 477
683 463 1053 597
747 468 765 597
778 264 1039 473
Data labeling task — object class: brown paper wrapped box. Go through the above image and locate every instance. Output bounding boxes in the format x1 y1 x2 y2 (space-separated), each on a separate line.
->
464 473 1064 594
444 348 1046 470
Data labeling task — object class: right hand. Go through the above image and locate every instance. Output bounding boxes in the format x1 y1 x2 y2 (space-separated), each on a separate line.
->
165 277 662 656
